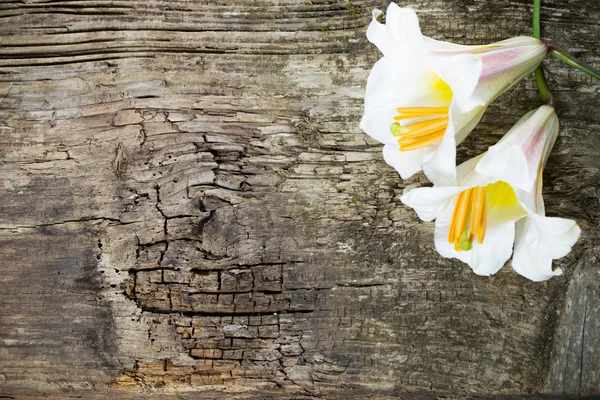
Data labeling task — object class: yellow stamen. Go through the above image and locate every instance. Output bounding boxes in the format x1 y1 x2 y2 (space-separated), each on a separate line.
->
392 117 448 136
395 106 449 116
478 192 487 244
448 191 465 244
469 187 483 236
399 117 449 138
391 106 450 151
448 186 488 252
398 130 447 151
399 126 447 143
453 188 473 246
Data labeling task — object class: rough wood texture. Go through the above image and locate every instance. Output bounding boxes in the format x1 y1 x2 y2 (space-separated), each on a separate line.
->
0 0 598 398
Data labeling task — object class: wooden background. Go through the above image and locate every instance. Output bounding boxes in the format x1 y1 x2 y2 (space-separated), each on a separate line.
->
0 0 598 398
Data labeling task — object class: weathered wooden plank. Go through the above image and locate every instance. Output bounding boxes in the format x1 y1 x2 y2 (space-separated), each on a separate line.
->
0 0 598 398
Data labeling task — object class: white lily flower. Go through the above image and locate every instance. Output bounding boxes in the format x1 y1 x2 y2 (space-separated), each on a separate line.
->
401 106 580 281
360 3 547 184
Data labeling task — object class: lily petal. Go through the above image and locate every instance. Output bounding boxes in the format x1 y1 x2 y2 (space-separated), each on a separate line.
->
385 5 424 55
382 144 433 181
512 215 580 281
476 106 558 192
476 142 531 191
367 5 423 60
431 52 482 113
366 9 386 53
424 100 487 185
425 37 547 113
421 117 458 185
470 37 547 110
360 56 449 146
451 102 488 146
434 213 516 276
400 185 461 222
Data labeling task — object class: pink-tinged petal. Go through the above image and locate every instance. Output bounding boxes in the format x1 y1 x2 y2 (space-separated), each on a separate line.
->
512 215 580 281
426 36 547 113
434 211 515 276
476 106 558 193
470 37 547 107
515 106 559 193
400 185 461 222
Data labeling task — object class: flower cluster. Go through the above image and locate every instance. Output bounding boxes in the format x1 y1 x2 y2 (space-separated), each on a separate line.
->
360 4 580 281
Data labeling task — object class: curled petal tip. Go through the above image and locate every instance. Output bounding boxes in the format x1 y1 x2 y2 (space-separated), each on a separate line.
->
372 9 383 21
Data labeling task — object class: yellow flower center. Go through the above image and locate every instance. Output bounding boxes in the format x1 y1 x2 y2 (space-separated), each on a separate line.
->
448 181 523 252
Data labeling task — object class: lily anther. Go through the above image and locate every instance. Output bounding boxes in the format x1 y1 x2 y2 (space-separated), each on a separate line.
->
390 107 449 151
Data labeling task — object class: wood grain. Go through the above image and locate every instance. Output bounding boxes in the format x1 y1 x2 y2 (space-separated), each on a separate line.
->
0 0 598 398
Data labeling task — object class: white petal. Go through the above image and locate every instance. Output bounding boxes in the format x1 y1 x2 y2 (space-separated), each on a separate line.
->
382 143 432 180
366 9 386 52
451 102 487 145
455 153 486 184
431 53 482 113
366 5 423 59
434 213 515 276
360 56 443 145
454 156 503 190
359 103 399 145
400 186 461 222
476 142 531 191
422 122 457 186
514 184 542 215
512 215 580 281
423 101 489 186
385 4 424 54
512 244 557 281
422 35 476 53
521 214 581 259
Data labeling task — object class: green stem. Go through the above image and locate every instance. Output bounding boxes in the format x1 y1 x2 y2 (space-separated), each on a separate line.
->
548 49 600 80
534 67 554 105
533 0 541 39
533 0 553 105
